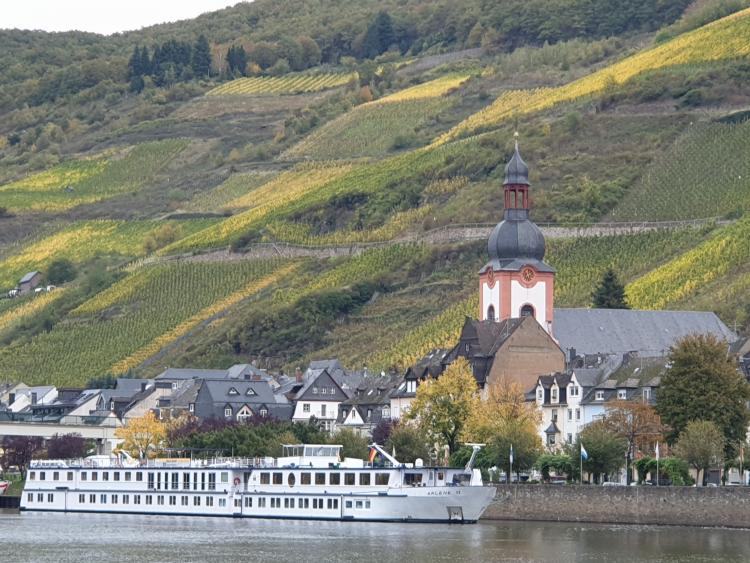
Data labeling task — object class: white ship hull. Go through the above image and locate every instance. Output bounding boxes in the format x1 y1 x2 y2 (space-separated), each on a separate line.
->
21 449 496 523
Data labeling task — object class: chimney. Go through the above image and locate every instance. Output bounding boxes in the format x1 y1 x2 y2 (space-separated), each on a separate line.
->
295 367 303 383
31 392 38 405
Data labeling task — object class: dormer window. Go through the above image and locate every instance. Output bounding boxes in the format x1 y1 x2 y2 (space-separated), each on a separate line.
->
259 407 268 417
642 388 651 400
551 388 558 402
617 390 627 400
189 403 194 413
224 407 232 417
246 388 256 396
537 389 543 402
595 391 604 401
465 343 470 354
312 387 318 394
367 409 373 420
110 400 115 410
407 381 417 393
228 388 239 396
321 388 327 395
569 385 579 397
171 382 178 390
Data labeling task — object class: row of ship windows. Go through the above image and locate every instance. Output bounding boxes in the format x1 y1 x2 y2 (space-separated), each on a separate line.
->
26 493 367 510
28 470 430 488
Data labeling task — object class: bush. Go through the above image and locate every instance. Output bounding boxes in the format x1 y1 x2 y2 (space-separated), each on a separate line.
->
46 258 77 285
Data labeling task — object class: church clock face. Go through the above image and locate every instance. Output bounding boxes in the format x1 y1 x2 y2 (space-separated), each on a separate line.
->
521 267 535 283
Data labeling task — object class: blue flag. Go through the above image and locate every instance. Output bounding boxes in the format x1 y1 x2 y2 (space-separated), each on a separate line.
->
580 443 588 460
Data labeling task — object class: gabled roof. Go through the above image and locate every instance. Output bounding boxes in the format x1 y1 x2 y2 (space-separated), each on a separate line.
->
461 317 525 357
202 380 278 405
19 271 40 283
554 308 736 357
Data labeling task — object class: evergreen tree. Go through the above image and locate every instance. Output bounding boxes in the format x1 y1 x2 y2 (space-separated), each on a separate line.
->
226 45 248 76
657 334 750 458
139 46 152 76
592 267 629 308
192 35 212 78
361 11 395 59
127 46 141 80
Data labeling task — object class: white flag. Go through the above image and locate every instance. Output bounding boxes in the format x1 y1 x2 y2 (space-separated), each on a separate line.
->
580 443 588 460
655 442 660 461
509 444 514 465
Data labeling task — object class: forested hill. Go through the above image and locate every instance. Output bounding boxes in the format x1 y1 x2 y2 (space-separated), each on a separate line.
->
2 0 750 387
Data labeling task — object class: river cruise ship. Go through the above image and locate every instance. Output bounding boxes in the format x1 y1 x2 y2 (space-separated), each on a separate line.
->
21 444 495 523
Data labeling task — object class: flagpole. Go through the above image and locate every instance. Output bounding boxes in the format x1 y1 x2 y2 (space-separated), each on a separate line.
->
656 442 660 487
580 444 583 485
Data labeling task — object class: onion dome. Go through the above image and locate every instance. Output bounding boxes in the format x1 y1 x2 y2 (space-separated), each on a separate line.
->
487 212 546 261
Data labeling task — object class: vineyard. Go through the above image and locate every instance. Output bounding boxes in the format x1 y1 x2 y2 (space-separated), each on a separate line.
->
283 74 469 160
0 139 189 212
0 260 289 386
0 219 216 289
611 121 750 221
626 217 750 309
0 290 67 334
436 7 750 143
205 72 356 96
163 163 355 252
185 171 277 212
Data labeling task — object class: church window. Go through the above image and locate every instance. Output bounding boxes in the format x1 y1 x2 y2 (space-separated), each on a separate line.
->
520 304 535 318
486 305 496 321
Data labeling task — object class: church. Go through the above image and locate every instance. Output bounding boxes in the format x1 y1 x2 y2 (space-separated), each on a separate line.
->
406 136 736 399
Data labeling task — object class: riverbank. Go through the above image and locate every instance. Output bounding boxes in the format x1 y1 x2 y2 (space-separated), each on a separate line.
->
483 484 750 528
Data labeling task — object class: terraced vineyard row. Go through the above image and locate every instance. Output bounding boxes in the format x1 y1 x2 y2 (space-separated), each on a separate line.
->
612 121 750 221
437 7 750 143
0 139 189 212
0 219 216 289
163 163 355 252
206 72 356 96
185 171 277 212
283 75 469 160
626 216 750 309
0 290 67 334
0 260 288 386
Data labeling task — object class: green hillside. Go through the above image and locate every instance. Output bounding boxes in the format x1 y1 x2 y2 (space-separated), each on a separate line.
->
2 1 750 386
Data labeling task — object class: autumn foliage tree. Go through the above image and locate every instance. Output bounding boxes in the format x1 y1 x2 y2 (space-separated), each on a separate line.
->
464 383 542 478
115 411 166 459
674 419 725 486
406 358 479 454
602 399 666 483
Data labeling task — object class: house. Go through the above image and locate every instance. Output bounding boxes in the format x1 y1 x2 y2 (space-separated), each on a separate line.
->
291 360 363 432
7 386 58 413
18 271 42 295
337 374 402 436
389 349 450 420
192 379 292 422
446 315 565 392
529 354 666 450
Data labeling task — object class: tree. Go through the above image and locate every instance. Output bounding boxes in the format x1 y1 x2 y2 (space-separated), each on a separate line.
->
674 420 725 486
601 400 666 484
249 41 278 69
46 433 88 459
385 421 430 463
371 419 393 445
464 383 542 479
329 427 368 460
406 358 479 454
592 267 629 308
45 258 76 285
361 11 395 59
535 453 574 482
576 420 628 483
192 35 212 78
226 45 248 76
298 36 322 68
115 411 166 459
657 334 750 457
0 436 43 473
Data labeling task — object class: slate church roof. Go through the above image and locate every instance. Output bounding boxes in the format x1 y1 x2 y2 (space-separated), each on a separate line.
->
553 308 736 357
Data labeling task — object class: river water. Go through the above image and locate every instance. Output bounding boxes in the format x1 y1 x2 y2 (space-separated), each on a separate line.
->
2 512 748 562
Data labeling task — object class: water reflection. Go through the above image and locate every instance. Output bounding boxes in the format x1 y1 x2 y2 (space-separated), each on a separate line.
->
1 513 748 563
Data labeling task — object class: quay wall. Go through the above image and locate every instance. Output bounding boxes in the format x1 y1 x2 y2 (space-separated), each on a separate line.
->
483 485 750 528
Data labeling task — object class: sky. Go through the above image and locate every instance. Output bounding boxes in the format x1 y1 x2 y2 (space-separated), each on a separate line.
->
1 1 240 35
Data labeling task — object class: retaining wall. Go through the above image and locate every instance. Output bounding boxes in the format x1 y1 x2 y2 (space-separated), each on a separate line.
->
483 485 750 528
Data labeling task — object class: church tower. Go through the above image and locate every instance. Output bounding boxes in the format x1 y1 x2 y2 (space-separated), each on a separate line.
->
478 135 555 334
